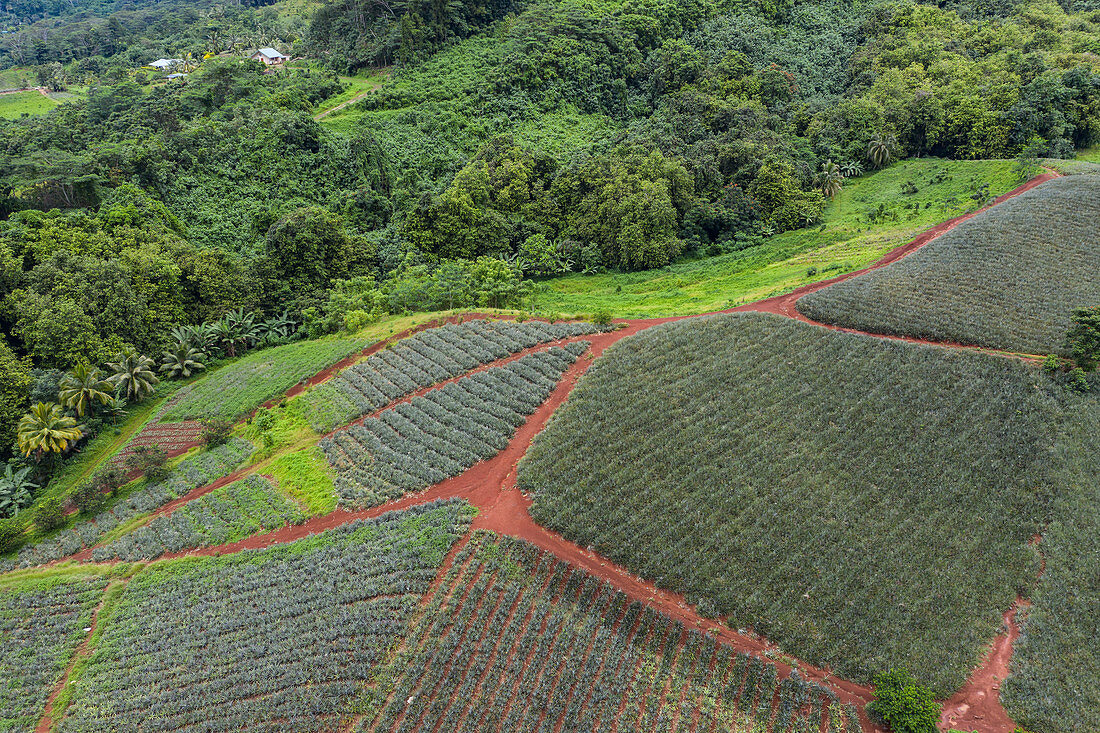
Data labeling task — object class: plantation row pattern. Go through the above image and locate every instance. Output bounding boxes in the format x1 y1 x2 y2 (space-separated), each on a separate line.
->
90 476 305 562
321 342 588 509
303 319 604 432
0 575 107 733
521 313 1064 695
1 439 253 574
1002 389 1100 733
797 176 1100 355
362 531 863 733
60 500 475 733
162 336 372 421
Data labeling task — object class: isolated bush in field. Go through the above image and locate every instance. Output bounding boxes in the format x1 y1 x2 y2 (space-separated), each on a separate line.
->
69 481 108 515
1066 367 1091 394
200 418 234 447
592 309 613 326
0 517 23 552
867 669 940 733
126 444 169 482
32 497 65 531
1066 305 1100 371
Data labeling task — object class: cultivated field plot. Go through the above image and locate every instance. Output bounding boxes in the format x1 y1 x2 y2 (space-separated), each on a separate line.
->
302 318 603 432
161 336 371 421
797 176 1100 355
321 343 587 508
521 313 1061 695
1 439 252 573
364 531 862 733
61 500 474 733
0 575 106 732
1004 392 1100 733
91 476 305 561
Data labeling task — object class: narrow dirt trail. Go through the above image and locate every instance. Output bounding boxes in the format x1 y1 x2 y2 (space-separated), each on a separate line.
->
48 173 1064 732
35 578 123 733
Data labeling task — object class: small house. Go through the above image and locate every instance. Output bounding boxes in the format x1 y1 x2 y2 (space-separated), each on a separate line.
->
250 48 289 66
148 58 182 70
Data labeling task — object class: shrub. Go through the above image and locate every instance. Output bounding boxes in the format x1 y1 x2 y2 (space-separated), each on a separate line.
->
200 419 234 447
1066 367 1091 394
126 444 169 482
32 498 65 532
0 517 24 553
69 481 108 515
1066 305 1100 371
867 669 941 733
592 309 613 326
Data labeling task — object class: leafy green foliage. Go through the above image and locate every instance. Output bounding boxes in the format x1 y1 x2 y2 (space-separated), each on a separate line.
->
17 402 82 458
32 496 65 531
0 463 37 517
521 313 1061 694
867 670 941 733
799 176 1100 355
0 338 32 454
1066 304 1100 370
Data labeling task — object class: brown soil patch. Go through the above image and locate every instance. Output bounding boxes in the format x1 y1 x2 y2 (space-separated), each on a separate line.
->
940 602 1025 733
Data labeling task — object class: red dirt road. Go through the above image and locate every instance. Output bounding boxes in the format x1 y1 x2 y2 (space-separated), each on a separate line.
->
56 173 1066 732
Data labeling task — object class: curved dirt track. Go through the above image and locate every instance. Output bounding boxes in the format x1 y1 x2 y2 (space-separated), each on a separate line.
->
53 172 1065 733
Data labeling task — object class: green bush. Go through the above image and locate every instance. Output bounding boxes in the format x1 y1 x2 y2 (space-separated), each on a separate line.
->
69 481 108 515
126 445 169 482
32 498 65 532
201 419 235 448
0 517 25 553
868 669 941 733
592 309 613 327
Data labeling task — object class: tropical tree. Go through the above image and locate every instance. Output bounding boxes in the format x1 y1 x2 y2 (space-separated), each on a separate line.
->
814 159 844 199
867 134 896 169
255 311 297 342
159 345 206 379
106 348 160 402
58 363 114 418
0 463 37 517
169 324 201 348
17 402 83 458
840 161 863 178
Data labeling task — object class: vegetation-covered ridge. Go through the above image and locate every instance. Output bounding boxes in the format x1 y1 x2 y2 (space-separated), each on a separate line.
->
362 530 864 733
798 175 1100 355
520 312 1065 696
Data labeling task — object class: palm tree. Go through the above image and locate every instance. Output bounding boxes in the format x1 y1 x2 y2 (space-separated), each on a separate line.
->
256 311 297 342
159 345 206 379
58 363 114 418
867 134 896 169
169 324 200 348
18 403 84 458
814 159 844 199
106 348 160 402
840 161 863 178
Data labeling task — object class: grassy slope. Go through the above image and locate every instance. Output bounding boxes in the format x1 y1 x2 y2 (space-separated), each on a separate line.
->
535 158 1020 317
0 90 57 118
521 312 1056 695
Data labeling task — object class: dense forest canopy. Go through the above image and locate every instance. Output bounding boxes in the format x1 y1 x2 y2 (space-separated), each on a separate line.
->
0 0 1097 460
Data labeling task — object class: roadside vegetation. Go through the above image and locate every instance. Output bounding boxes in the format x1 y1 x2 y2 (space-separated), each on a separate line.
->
798 176 1100 355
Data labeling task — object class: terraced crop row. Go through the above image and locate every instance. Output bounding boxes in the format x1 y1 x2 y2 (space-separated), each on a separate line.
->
302 319 603 432
1 439 253 573
521 313 1065 695
0 575 107 733
797 175 1100 355
363 531 863 733
60 500 474 733
90 476 306 561
321 343 587 508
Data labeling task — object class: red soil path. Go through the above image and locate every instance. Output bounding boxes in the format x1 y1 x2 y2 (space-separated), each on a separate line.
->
54 173 1065 732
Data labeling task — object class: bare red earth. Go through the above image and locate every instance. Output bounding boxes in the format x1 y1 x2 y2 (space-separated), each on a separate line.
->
940 603 1025 733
